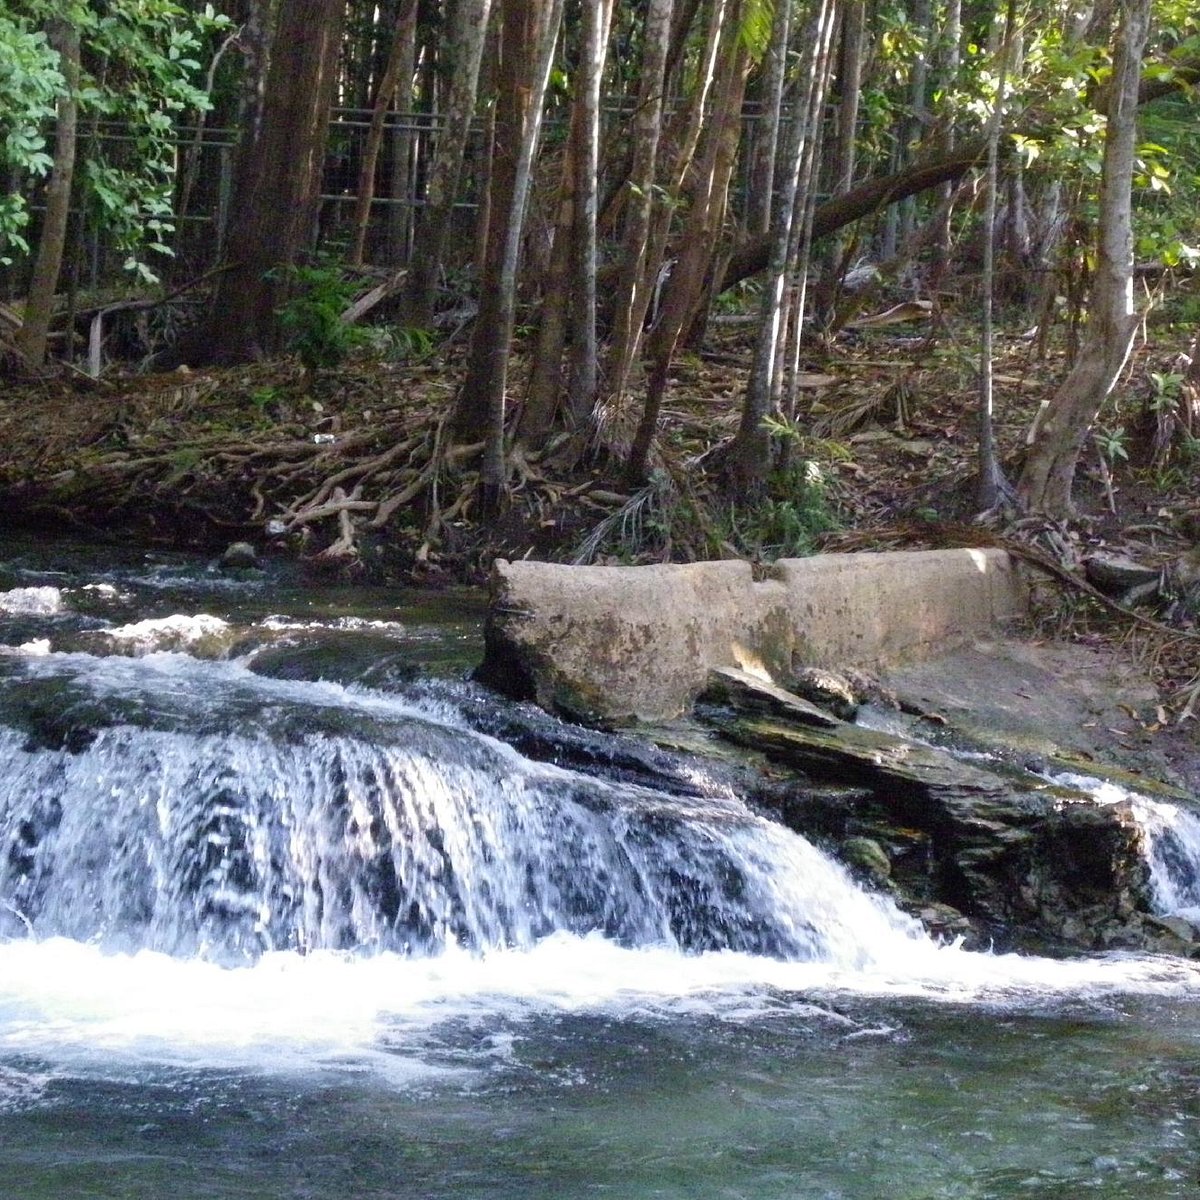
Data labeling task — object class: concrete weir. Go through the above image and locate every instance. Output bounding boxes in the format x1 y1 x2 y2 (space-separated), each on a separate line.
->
479 549 1028 722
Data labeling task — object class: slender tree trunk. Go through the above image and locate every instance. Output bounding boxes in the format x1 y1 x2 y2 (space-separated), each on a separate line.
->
605 0 724 449
730 0 839 490
814 0 864 325
453 0 564 510
566 0 615 426
350 0 419 266
1016 0 1151 517
519 0 615 442
176 28 240 226
472 35 499 274
601 0 676 417
626 4 750 483
518 129 577 440
898 0 931 246
977 0 1016 511
931 0 961 274
385 16 420 262
17 18 80 368
747 0 793 237
779 3 838 423
402 0 495 327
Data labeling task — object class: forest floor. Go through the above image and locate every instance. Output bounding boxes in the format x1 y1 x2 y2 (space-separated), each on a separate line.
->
2 309 1199 738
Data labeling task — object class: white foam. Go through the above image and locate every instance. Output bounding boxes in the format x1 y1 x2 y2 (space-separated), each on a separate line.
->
0 640 51 657
0 586 64 616
0 934 1196 1087
97 614 231 654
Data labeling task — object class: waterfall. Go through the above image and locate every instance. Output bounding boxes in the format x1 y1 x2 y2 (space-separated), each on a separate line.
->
0 652 925 966
1130 796 1200 920
1051 770 1200 922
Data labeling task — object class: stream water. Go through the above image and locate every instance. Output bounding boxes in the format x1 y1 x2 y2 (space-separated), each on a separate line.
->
1 535 1199 1199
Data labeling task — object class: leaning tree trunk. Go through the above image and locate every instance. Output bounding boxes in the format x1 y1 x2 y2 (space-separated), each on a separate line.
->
519 0 614 442
16 18 80 368
1016 0 1151 517
453 0 564 510
600 0 676 418
173 0 346 365
401 0 494 327
626 3 750 484
349 0 420 266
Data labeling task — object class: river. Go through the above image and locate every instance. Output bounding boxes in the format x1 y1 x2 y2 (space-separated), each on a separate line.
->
0 535 1198 1199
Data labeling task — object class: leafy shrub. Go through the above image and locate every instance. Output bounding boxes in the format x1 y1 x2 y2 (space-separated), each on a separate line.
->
274 263 368 372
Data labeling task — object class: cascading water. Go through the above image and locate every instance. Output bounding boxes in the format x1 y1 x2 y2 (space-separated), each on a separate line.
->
0 651 924 966
5 551 1200 1200
1053 770 1200 923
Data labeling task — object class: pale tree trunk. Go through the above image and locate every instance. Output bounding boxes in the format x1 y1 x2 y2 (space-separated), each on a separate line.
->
17 18 80 368
1016 0 1150 517
600 0 676 417
453 0 564 511
931 0 961 274
566 0 615 425
402 0 495 327
977 0 1017 512
778 2 838 424
747 0 794 237
1003 27 1030 269
176 28 241 225
730 0 839 490
385 12 421 262
350 0 419 266
898 0 931 246
626 3 750 483
814 0 864 326
472 36 499 272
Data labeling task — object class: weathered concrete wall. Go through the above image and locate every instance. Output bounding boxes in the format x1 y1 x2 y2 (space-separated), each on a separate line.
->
479 549 1028 722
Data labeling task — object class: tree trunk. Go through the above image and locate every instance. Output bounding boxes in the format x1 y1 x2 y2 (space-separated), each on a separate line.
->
977 0 1017 512
565 0 615 427
898 0 931 246
930 0 961 275
385 14 420 262
730 0 839 491
626 4 750 483
17 18 80 368
401 0 495 327
519 0 614 442
600 0 676 418
1016 0 1151 517
453 0 564 510
518 128 577 441
172 0 346 366
350 0 419 266
721 136 993 291
814 0 864 326
746 0 793 237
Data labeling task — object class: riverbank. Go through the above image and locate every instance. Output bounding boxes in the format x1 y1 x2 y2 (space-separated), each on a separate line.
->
3 331 1199 736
